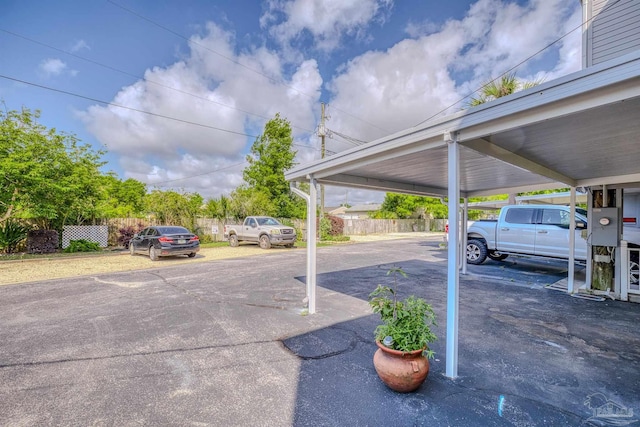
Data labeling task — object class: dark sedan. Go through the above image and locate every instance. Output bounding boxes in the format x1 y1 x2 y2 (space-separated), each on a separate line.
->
129 226 200 261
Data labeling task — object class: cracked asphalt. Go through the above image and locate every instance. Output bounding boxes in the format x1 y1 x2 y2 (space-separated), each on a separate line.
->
1 236 639 426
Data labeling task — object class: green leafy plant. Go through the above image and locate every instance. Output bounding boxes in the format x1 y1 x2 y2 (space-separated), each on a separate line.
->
0 220 30 254
64 239 101 253
368 266 437 357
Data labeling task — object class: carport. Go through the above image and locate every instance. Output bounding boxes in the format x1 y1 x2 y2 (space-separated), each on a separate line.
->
286 51 640 378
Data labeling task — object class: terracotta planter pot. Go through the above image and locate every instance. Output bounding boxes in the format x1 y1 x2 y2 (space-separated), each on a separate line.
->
373 341 430 392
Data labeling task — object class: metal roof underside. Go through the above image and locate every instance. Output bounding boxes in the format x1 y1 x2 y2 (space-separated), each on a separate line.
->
286 51 640 197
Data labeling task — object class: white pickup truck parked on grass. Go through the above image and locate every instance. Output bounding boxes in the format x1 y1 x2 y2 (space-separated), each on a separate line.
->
464 205 588 264
224 216 296 249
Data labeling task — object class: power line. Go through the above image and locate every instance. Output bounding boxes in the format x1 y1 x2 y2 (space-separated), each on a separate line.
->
149 161 247 185
329 128 368 146
150 142 322 186
0 28 316 135
0 73 327 154
0 74 259 138
413 0 621 127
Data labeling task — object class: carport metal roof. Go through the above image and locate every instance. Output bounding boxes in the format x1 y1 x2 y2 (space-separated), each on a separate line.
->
287 51 640 196
285 50 640 379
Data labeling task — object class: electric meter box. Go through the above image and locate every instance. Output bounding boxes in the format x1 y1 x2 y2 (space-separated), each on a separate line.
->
591 207 619 246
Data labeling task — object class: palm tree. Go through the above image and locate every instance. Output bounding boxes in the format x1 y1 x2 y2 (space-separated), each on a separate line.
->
469 73 541 107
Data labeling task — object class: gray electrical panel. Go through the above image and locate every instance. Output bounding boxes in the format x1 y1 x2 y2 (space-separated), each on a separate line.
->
591 207 619 246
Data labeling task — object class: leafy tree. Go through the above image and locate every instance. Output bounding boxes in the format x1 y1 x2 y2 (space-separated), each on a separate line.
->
373 194 448 219
242 113 305 218
468 73 541 107
228 187 276 220
203 195 231 220
96 175 147 218
144 189 203 230
0 107 105 229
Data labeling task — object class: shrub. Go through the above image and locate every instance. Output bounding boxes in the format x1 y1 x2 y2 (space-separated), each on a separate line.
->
198 234 213 244
117 223 144 248
64 239 101 253
319 215 348 241
27 230 59 254
0 220 30 254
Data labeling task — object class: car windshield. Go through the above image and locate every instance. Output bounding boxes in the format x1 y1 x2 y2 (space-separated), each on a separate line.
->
158 226 190 235
257 217 281 226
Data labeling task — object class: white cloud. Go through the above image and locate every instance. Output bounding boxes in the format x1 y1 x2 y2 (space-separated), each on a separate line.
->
262 0 393 52
79 0 582 207
39 58 68 77
325 0 581 144
39 57 80 78
71 39 90 52
79 23 322 200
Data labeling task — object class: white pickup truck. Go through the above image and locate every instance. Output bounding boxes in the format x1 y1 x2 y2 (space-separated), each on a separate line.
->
224 216 296 249
464 205 588 264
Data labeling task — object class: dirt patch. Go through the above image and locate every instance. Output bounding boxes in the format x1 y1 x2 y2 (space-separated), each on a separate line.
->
0 245 280 286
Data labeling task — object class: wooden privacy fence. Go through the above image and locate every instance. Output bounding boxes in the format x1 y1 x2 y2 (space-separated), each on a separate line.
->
102 217 447 246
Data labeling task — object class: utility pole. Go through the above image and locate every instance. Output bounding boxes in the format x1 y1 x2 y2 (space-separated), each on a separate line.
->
318 103 328 216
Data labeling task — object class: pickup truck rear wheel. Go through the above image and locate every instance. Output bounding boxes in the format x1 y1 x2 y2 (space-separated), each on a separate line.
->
259 235 271 249
488 251 509 261
466 239 488 264
229 234 239 247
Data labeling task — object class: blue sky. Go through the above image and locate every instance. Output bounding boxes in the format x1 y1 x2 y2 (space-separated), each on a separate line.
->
0 0 581 205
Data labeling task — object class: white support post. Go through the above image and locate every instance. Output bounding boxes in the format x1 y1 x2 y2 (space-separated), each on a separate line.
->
290 185 315 313
446 132 460 379
308 176 318 314
568 187 576 293
461 198 468 275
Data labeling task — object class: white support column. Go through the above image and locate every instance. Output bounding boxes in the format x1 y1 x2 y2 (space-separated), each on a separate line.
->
461 198 468 275
290 185 314 312
446 132 460 379
308 176 318 314
568 187 576 293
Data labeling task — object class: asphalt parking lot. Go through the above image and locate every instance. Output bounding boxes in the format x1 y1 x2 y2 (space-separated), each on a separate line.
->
1 236 638 426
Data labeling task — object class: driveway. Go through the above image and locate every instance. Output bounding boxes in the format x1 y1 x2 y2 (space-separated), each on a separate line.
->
1 236 638 426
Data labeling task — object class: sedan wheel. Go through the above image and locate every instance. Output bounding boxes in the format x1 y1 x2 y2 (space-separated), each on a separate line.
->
188 252 196 258
149 246 159 261
259 235 271 249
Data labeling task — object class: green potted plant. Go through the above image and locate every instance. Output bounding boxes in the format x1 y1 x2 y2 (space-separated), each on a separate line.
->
368 266 437 392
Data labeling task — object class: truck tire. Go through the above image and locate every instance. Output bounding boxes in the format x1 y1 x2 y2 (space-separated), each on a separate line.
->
259 234 271 249
466 239 488 264
488 251 508 261
229 234 239 247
